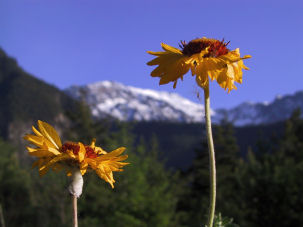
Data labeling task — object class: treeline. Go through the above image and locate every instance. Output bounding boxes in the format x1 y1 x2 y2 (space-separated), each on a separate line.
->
0 107 303 226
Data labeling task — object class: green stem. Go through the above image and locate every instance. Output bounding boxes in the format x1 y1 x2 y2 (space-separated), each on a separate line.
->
204 85 216 227
0 203 6 227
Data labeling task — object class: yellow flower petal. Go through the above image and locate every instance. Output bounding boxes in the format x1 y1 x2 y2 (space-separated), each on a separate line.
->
161 43 183 54
219 48 251 64
230 61 243 84
24 134 53 148
27 148 58 158
85 146 129 188
147 44 191 88
78 143 86 162
195 74 209 89
66 170 73 177
37 120 62 149
24 122 129 186
96 147 126 160
90 138 96 148
147 38 251 92
80 162 88 175
32 126 43 137
91 139 107 154
39 154 70 176
66 149 76 159
96 169 115 189
146 50 171 56
242 55 252 59
216 65 238 93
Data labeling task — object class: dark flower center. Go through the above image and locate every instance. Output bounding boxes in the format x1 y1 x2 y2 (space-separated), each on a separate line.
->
61 142 98 158
181 38 230 57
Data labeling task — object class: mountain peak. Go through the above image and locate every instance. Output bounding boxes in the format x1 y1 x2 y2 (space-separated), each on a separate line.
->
65 81 207 123
66 81 303 126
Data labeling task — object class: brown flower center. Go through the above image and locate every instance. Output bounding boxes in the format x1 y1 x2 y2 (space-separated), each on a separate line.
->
181 38 230 57
61 142 98 158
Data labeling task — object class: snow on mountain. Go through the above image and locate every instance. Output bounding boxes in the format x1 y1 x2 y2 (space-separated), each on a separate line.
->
216 91 303 126
65 81 212 123
65 81 303 126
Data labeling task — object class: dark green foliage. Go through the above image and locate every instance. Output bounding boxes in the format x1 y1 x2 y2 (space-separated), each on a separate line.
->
78 128 180 227
132 121 203 170
214 121 242 220
131 121 284 170
0 139 35 226
233 109 303 227
0 139 72 226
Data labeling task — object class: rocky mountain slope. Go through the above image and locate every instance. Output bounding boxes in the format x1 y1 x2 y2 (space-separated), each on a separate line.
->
66 81 303 126
215 91 303 126
66 81 211 123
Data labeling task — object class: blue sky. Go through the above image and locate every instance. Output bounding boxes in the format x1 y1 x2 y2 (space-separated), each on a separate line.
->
1 0 302 109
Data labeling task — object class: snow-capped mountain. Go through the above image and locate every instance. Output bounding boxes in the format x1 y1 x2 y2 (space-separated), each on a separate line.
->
215 91 303 126
65 81 303 126
65 81 212 123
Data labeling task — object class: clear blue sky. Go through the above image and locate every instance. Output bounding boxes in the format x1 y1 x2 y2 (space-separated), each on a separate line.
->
1 0 302 109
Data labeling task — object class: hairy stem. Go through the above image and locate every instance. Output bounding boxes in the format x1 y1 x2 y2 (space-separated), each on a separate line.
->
72 195 78 227
69 169 83 227
204 85 216 227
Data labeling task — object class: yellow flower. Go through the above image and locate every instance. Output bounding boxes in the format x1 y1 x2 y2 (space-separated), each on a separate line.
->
24 120 129 188
147 37 251 92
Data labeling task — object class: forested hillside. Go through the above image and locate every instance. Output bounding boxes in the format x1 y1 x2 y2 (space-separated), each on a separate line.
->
0 48 78 142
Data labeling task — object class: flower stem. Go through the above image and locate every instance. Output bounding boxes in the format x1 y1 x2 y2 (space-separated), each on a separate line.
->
0 203 6 227
68 169 83 227
72 195 78 227
203 85 216 227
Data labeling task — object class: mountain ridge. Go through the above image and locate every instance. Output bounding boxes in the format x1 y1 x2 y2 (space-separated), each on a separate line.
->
65 81 303 126
66 80 210 123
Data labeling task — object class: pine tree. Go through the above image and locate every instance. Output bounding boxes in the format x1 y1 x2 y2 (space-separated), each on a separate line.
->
236 109 303 226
